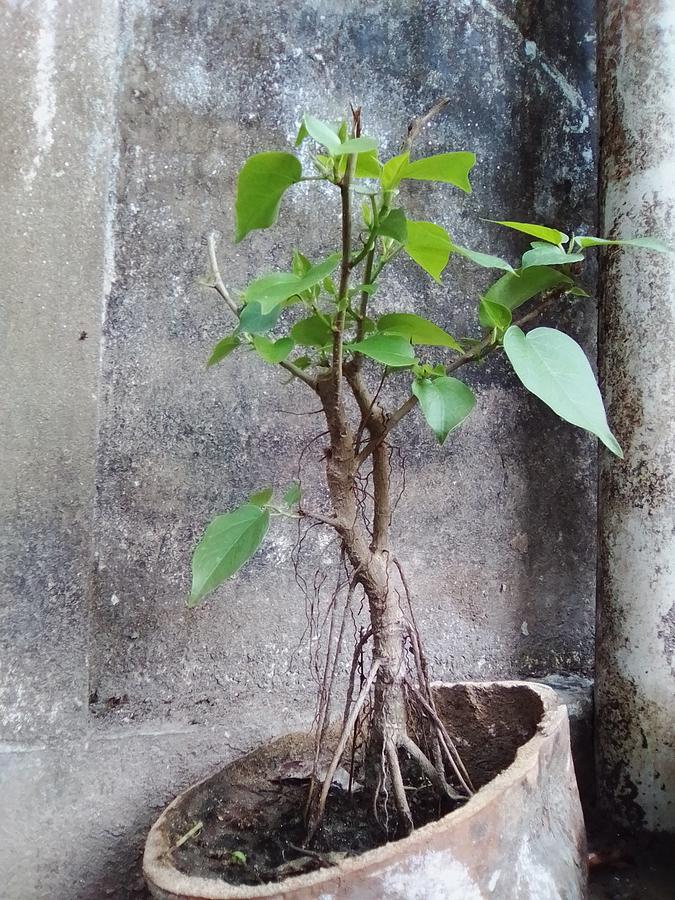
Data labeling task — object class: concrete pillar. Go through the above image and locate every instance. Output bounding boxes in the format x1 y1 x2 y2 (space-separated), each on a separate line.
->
596 1 675 831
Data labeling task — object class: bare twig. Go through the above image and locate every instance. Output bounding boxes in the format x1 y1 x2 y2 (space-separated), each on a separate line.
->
206 233 239 316
402 97 450 152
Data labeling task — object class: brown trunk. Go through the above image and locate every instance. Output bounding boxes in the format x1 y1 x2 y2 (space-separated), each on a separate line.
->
315 374 411 825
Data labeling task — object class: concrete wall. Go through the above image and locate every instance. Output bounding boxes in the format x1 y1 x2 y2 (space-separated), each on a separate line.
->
0 1 597 897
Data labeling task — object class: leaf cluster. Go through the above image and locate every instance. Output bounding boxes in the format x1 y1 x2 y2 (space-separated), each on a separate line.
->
191 111 671 605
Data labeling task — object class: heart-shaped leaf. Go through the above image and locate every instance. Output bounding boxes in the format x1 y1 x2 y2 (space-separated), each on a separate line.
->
377 313 461 350
521 245 584 268
503 325 622 457
252 335 294 364
381 152 410 190
235 152 302 242
207 335 240 367
349 334 416 367
404 220 452 282
237 302 284 335
189 504 270 606
291 315 333 347
483 266 573 310
412 376 476 443
243 254 341 313
377 208 408 243
249 487 273 507
478 298 512 330
303 115 342 155
402 152 476 193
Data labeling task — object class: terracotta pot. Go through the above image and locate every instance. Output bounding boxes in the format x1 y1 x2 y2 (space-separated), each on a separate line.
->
144 681 587 899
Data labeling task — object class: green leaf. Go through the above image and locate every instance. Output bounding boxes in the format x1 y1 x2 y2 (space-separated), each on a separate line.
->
381 152 410 190
348 334 416 367
237 302 284 335
207 335 240 367
404 220 452 282
235 152 302 243
402 152 476 193
244 272 304 313
338 136 378 155
450 243 515 273
303 115 341 155
294 120 309 147
243 254 341 313
574 235 673 253
291 314 333 347
189 504 270 606
521 245 585 268
377 312 461 350
486 220 568 245
479 298 512 330
282 481 301 508
503 325 623 457
412 376 476 444
355 151 382 178
377 208 408 243
291 250 312 277
250 486 273 507
484 266 573 311
252 335 294 363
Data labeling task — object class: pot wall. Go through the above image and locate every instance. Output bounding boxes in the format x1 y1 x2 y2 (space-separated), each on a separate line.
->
144 683 587 900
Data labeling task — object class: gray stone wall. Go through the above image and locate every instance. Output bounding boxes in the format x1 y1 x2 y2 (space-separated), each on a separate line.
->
0 1 596 897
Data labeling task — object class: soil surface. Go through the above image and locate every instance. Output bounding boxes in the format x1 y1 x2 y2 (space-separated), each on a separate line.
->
160 684 542 887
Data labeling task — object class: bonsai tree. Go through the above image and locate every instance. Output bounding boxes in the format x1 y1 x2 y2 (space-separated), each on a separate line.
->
190 105 667 840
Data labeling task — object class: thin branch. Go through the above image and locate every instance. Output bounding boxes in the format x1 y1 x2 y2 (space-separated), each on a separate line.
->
402 97 450 153
206 233 239 317
299 508 342 530
279 359 319 391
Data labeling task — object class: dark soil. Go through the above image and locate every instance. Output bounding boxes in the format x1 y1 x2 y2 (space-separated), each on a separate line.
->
162 684 542 887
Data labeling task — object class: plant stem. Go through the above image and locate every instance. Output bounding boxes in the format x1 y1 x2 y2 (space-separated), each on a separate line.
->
331 153 356 402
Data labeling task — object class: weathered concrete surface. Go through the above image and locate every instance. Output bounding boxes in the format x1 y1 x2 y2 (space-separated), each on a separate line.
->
596 0 675 832
90 0 599 735
0 0 601 897
144 684 587 900
0 0 119 741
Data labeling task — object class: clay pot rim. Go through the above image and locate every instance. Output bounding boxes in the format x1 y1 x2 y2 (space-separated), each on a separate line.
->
144 680 563 900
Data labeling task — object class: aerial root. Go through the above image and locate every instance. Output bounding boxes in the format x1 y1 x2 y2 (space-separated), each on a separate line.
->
306 658 382 841
385 736 414 835
397 732 463 801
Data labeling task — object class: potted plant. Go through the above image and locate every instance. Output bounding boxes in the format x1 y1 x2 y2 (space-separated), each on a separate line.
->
144 106 668 899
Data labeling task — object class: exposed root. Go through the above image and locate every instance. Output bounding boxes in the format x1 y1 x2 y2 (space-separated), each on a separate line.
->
307 658 382 840
385 737 414 835
342 625 373 727
405 677 475 796
397 732 462 801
